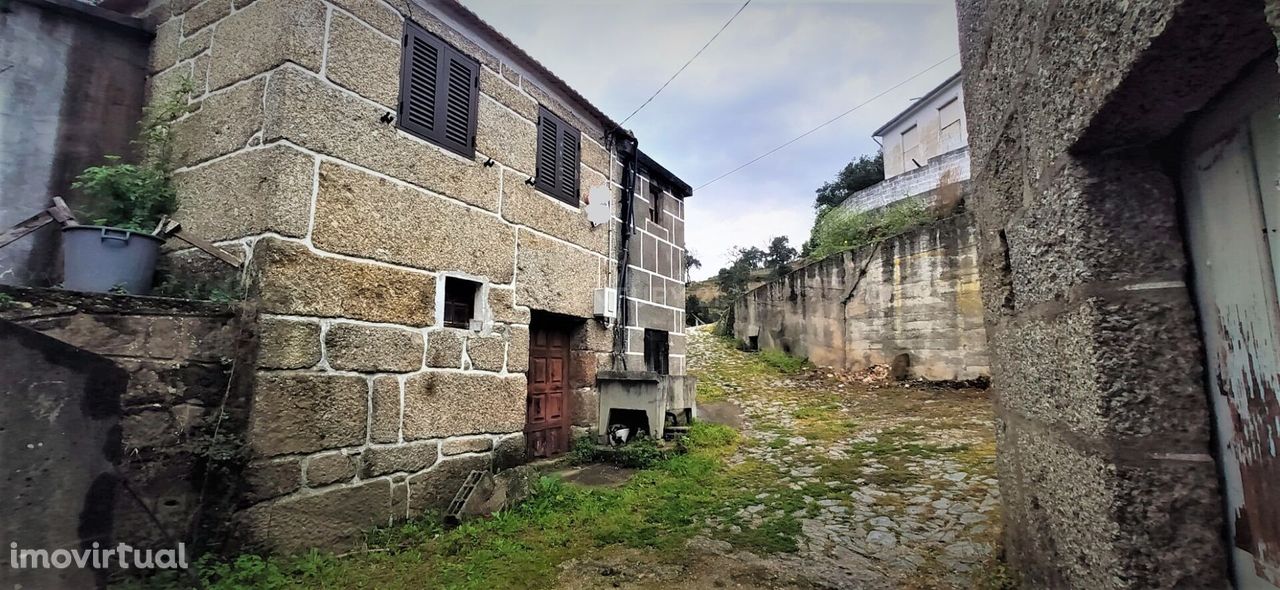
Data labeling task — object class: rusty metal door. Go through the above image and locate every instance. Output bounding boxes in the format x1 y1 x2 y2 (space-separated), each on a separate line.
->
1183 59 1280 589
526 322 571 458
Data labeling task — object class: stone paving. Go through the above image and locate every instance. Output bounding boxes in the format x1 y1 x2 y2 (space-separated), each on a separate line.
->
686 327 1004 589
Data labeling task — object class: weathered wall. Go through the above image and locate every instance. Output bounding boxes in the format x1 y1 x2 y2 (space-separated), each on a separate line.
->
0 320 126 590
957 0 1279 586
735 214 987 381
0 286 252 563
840 147 970 214
137 0 688 551
0 0 149 287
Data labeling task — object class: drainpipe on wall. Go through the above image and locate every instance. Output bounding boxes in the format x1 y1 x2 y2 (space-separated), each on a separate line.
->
611 133 639 370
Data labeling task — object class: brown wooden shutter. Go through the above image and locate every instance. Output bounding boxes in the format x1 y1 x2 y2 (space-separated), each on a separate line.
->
535 110 559 196
398 21 478 158
557 126 579 204
535 106 580 206
438 49 478 157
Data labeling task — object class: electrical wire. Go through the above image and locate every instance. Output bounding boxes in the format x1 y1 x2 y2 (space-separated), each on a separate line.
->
694 52 960 192
617 0 753 127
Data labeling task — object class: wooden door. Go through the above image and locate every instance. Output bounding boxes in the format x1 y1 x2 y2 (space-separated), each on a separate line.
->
1183 58 1280 590
526 322 571 458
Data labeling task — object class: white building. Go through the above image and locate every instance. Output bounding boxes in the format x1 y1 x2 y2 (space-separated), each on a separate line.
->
841 73 970 212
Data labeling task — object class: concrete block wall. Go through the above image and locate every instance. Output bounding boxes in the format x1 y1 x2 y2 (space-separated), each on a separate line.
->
131 0 688 551
957 0 1280 586
621 174 688 376
839 147 970 213
734 214 987 381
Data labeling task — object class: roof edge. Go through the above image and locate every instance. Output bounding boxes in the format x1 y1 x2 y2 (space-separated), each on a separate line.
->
433 0 623 138
872 71 963 138
638 150 693 198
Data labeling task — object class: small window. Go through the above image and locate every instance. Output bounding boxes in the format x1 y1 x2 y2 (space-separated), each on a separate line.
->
398 20 479 158
534 106 581 206
443 277 480 329
643 329 669 375
901 124 921 169
650 185 663 224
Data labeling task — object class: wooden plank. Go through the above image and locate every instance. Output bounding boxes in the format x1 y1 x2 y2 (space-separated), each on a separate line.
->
160 222 242 268
0 211 55 250
48 197 77 226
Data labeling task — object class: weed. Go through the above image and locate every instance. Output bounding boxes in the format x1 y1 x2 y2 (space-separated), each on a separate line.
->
808 198 930 260
73 77 193 232
0 292 14 310
152 269 247 303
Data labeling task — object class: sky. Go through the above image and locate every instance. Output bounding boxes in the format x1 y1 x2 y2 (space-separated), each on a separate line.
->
460 0 962 281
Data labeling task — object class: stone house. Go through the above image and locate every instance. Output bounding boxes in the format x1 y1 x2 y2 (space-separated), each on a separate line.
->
19 0 693 552
959 0 1280 588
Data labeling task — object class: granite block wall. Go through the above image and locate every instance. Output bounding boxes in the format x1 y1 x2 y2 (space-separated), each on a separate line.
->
130 0 689 551
956 0 1280 586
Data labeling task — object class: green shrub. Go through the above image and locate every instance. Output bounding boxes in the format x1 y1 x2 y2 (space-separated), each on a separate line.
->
72 77 193 231
807 198 929 260
571 435 671 469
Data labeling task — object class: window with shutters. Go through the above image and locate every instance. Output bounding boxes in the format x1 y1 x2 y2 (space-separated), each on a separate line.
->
650 185 663 224
534 106 581 206
901 124 922 170
397 20 479 158
938 97 964 151
443 277 480 329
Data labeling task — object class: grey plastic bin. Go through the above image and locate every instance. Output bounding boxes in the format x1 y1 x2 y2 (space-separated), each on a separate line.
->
62 226 163 295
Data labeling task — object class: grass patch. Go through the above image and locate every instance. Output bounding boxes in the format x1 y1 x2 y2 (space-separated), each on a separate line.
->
758 349 809 373
128 423 748 590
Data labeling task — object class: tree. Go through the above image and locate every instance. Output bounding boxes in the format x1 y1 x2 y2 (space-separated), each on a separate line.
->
715 246 766 300
765 236 797 274
684 252 702 275
813 152 884 210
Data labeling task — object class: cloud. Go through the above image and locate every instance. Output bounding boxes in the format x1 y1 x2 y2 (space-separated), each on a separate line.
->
460 0 960 281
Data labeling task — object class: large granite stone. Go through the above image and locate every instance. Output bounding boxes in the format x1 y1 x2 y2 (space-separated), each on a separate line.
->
253 238 436 327
325 322 424 373
402 372 525 440
311 162 516 282
207 0 325 90
248 372 367 457
240 479 393 552
514 231 600 318
173 144 314 243
325 11 399 108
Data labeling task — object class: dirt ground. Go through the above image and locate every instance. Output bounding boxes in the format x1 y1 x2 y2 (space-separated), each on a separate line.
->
555 328 1006 590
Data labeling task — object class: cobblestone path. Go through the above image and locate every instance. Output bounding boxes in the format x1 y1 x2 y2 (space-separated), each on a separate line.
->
686 327 1003 589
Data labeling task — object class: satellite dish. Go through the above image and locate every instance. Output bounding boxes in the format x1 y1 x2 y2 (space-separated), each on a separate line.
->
585 184 612 227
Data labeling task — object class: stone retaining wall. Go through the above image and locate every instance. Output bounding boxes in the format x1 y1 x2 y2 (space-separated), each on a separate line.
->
839 147 970 213
733 214 987 381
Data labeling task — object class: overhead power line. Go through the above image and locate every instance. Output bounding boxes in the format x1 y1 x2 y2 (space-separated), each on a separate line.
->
694 52 961 192
617 0 753 127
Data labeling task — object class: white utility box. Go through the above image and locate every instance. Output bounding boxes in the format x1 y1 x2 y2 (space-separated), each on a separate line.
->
593 287 617 319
